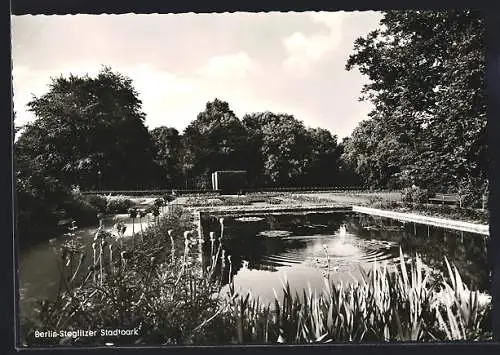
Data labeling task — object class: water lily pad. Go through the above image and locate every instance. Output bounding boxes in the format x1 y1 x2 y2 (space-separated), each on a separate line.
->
207 198 223 205
383 226 404 231
258 230 292 238
236 216 265 222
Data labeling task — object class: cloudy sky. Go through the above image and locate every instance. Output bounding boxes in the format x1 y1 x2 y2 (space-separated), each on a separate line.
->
11 11 382 139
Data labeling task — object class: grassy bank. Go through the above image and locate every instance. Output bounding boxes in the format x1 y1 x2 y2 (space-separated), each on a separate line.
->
19 205 492 347
17 191 151 251
177 193 285 208
365 201 489 225
16 191 99 250
289 192 489 225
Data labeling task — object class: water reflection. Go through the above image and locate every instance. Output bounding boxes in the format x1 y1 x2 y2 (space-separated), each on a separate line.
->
18 213 158 320
202 212 490 303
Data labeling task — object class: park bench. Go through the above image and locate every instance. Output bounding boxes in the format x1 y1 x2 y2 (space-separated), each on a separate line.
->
428 193 460 205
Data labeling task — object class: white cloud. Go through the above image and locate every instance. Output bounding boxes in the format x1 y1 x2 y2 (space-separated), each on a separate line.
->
11 62 202 130
198 52 262 80
12 12 383 138
11 65 79 127
124 63 198 99
282 11 347 75
283 32 334 61
309 11 348 32
114 63 202 128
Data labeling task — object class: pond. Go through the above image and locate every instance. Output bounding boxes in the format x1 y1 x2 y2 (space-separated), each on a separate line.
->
17 212 158 322
201 212 490 304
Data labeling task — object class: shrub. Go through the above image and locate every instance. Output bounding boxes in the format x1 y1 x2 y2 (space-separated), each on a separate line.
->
105 195 134 214
460 187 487 209
455 178 489 209
85 194 108 213
84 194 134 214
60 195 99 226
70 185 82 198
16 176 98 249
367 195 383 205
401 186 430 204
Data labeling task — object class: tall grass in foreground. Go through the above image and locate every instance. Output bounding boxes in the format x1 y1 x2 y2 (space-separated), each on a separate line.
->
20 208 491 346
226 252 491 343
20 207 230 346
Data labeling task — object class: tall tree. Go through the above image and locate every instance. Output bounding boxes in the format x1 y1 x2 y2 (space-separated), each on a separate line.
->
345 10 486 196
243 112 312 187
336 137 363 187
241 112 275 187
15 66 156 190
183 99 248 188
243 112 344 187
304 127 341 186
342 117 407 189
150 126 183 188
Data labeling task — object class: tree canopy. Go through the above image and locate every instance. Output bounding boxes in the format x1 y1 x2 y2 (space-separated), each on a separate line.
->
16 10 486 197
147 103 345 190
150 126 183 188
16 67 157 190
344 10 487 196
182 99 250 188
14 10 490 248
241 112 343 187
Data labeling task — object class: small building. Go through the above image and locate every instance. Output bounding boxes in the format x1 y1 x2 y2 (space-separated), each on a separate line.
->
211 170 247 194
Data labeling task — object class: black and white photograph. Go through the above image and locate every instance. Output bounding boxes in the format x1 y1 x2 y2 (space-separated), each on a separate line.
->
11 9 492 347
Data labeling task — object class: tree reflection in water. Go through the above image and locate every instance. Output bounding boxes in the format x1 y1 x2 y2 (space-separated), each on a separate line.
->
201 212 490 300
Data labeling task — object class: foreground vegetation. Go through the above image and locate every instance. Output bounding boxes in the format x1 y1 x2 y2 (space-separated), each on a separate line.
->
20 208 491 347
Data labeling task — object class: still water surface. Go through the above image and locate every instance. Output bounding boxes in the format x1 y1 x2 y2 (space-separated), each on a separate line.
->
18 213 157 321
202 212 490 303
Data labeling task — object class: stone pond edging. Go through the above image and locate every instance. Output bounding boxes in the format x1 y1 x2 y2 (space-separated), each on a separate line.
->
189 203 351 216
352 205 489 236
170 201 489 239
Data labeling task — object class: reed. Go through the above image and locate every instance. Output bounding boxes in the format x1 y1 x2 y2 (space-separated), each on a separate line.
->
225 251 491 344
26 208 230 346
138 209 146 242
128 207 137 248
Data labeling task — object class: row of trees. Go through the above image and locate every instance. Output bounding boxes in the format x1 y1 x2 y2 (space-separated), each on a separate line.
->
158 100 355 189
15 70 353 194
